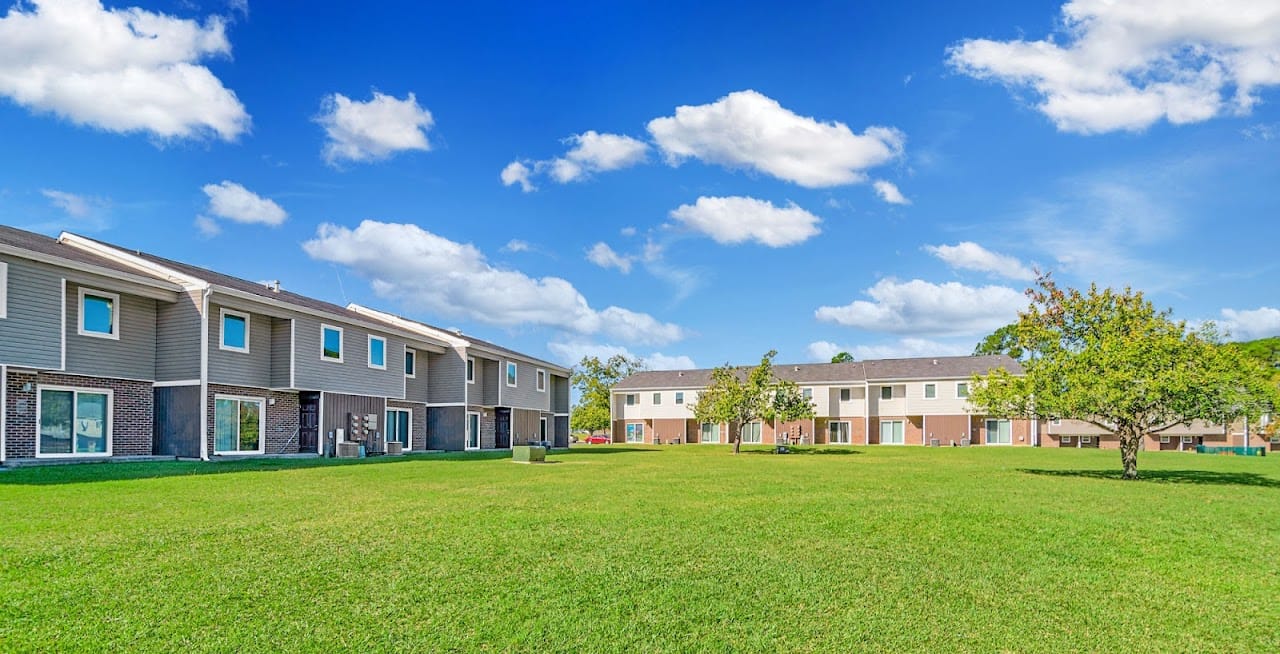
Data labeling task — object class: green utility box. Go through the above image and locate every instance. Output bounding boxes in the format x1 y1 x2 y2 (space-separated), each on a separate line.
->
512 445 547 463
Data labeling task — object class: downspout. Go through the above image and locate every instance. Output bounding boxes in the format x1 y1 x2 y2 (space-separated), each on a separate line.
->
1 364 7 464
199 286 211 461
863 381 870 445
462 348 469 448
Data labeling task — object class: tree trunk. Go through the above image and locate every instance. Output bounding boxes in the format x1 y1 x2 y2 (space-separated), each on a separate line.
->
1119 427 1141 480
733 432 741 455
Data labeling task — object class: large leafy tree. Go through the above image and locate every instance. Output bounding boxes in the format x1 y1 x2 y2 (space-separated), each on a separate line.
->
970 277 1278 479
692 350 815 454
973 323 1026 361
830 351 854 363
570 354 646 434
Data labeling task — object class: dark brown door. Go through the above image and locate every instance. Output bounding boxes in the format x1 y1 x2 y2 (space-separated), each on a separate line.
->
495 408 511 449
299 392 320 452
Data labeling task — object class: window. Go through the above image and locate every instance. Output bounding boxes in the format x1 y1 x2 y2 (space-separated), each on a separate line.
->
466 357 475 383
625 423 644 443
880 386 893 400
1051 418 1062 426
1062 435 1073 443
1159 434 1170 444
404 349 416 378
742 422 762 444
466 412 481 450
675 392 684 405
1271 435 1280 444
1181 435 1194 444
923 383 936 399
37 386 111 457
506 362 518 387
879 420 905 445
214 396 264 454
653 392 662 405
78 288 119 339
840 388 851 402
219 309 249 353
0 260 8 319
536 369 547 392
624 393 638 406
700 422 719 443
1082 435 1093 444
386 409 411 451
368 335 387 369
321 325 343 362
956 382 969 399
802 388 812 400
830 421 851 444
985 419 1012 445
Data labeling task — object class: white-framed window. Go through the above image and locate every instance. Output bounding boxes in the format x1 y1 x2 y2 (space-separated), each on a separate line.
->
0 260 8 319
1062 435 1073 443
742 422 762 444
77 287 120 340
219 308 250 353
466 357 475 383
1270 435 1280 444
675 392 684 405
368 335 387 370
37 386 112 457
214 395 265 455
625 422 645 443
1082 435 1093 444
536 369 546 392
404 349 416 378
880 386 893 400
466 411 481 450
386 408 411 451
1159 434 1170 444
985 419 1012 445
624 393 638 406
923 383 936 399
506 361 518 387
830 421 851 444
840 388 851 402
700 422 718 443
802 388 812 400
321 324 343 362
879 420 905 445
956 382 969 399
1181 435 1194 444
653 392 662 405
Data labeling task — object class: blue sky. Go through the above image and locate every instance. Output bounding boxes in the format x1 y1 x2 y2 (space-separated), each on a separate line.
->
2 0 1278 370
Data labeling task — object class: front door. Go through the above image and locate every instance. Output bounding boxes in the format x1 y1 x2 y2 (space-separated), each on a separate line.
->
539 417 548 443
299 392 320 452
495 408 512 449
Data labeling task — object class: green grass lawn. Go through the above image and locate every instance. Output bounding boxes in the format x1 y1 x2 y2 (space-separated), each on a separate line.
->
2 446 1278 652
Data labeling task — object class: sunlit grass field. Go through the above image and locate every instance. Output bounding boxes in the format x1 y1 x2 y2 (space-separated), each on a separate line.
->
1 445 1277 652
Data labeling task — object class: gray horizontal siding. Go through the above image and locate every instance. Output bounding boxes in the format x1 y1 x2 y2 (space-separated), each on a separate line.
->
207 303 272 389
405 347 429 403
480 357 499 406
270 317 292 389
155 289 201 382
427 348 465 404
0 256 62 369
551 374 570 414
64 281 157 381
499 357 549 411
291 314 406 398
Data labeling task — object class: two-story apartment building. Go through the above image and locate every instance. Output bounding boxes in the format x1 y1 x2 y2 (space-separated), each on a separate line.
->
611 355 1039 447
0 225 569 464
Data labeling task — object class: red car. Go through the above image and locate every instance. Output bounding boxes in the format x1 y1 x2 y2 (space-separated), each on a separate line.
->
585 434 612 444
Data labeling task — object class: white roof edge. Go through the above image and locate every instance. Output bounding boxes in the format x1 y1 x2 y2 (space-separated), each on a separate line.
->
59 232 209 290
0 242 183 296
347 304 471 348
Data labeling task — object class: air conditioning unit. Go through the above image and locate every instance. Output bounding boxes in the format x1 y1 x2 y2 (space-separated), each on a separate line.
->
929 438 941 447
386 442 404 455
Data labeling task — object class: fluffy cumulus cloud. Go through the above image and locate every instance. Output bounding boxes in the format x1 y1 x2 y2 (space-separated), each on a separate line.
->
0 0 249 141
669 196 821 247
501 239 530 253
317 91 433 164
302 220 685 346
547 341 695 370
502 130 648 190
872 180 910 205
200 181 287 231
815 278 1026 336
41 189 92 218
646 90 905 187
1215 306 1280 340
806 338 970 362
948 1 1280 134
924 241 1037 281
586 242 634 273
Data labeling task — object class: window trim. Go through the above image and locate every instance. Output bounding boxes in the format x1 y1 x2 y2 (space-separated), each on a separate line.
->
923 383 937 400
1159 434 1170 444
465 411 481 450
218 308 251 353
625 422 645 443
700 422 719 443
742 421 763 444
840 388 852 402
879 419 905 445
955 381 970 399
536 368 547 393
801 387 812 400
320 324 344 363
829 420 851 445
386 408 412 452
0 260 8 319
35 385 114 458
1081 435 1094 444
675 391 684 405
880 385 893 401
624 393 637 406
466 357 475 384
213 394 266 455
404 348 416 378
367 334 387 370
985 418 1013 446
77 287 120 340
652 392 662 405
506 361 518 388
1181 435 1194 444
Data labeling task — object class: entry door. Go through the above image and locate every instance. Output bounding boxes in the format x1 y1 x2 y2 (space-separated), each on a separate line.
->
299 392 320 452
700 423 718 443
466 412 481 450
985 419 1012 445
880 420 905 445
539 417 548 443
495 408 512 449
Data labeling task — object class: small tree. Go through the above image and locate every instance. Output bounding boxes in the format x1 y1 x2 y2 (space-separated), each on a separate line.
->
970 276 1279 479
830 351 854 363
767 379 817 443
692 350 815 454
570 354 646 435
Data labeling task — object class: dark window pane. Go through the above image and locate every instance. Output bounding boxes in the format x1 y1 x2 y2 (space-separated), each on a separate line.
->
239 401 261 451
39 390 74 454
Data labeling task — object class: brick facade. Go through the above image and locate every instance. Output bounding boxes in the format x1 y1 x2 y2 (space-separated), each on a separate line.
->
206 384 300 456
4 369 152 460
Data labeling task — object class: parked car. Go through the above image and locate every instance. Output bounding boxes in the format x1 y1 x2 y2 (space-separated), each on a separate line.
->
585 434 611 444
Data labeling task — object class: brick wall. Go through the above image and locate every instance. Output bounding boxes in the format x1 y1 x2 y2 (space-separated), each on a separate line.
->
386 399 428 451
206 384 300 456
480 412 496 449
4 370 152 459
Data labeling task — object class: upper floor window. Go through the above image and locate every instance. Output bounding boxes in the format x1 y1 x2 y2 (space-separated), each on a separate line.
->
368 335 387 370
653 392 662 405
466 357 475 383
675 392 684 405
0 261 8 319
405 349 416 378
840 388 851 402
321 324 343 362
625 393 638 406
956 382 970 399
923 383 936 399
880 386 893 400
220 309 249 353
536 369 547 392
802 388 812 400
78 288 119 339
506 361 518 387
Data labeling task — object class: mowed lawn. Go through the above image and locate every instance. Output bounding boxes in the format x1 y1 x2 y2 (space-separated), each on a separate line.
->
1 446 1278 652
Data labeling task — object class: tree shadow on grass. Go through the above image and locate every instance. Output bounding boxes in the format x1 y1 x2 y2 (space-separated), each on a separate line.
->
559 447 659 455
1020 468 1280 489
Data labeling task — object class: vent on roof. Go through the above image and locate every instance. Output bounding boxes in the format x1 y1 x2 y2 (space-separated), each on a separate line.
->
794 366 800 371
677 371 684 377
265 280 281 293
453 329 463 336
932 359 937 365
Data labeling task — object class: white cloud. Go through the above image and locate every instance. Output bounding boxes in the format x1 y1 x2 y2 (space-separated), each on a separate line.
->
620 226 637 237
586 242 634 273
500 161 535 192
41 189 91 218
501 239 530 253
547 341 695 370
1242 123 1279 140
815 278 1026 336
503 131 648 190
317 91 433 164
806 338 970 362
647 89 905 187
669 196 821 247
1215 307 1280 340
194 214 220 238
201 181 287 227
302 220 685 346
948 1 1280 134
872 180 910 205
0 0 248 141
924 241 1037 281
